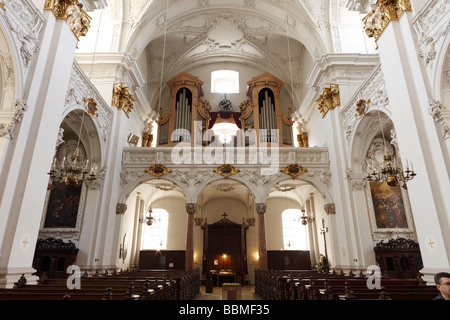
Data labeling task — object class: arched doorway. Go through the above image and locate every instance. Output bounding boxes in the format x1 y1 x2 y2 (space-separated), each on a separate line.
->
195 179 255 285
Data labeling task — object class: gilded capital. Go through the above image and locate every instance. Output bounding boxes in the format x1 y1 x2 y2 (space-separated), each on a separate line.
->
362 0 411 47
45 0 92 40
112 83 136 118
316 84 340 118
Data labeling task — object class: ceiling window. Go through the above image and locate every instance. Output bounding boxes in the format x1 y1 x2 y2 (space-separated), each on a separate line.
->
282 209 310 250
211 70 239 93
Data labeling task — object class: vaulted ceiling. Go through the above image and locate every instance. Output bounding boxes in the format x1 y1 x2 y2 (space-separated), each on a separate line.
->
116 0 338 112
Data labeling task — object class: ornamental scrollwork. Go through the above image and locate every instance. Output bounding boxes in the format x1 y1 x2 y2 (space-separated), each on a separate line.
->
44 0 92 40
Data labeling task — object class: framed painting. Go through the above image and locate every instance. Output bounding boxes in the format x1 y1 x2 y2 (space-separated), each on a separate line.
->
39 181 87 240
366 181 416 241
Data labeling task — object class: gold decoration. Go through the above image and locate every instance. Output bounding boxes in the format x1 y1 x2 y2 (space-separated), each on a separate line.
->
145 164 172 178
239 99 252 113
281 164 307 178
112 83 136 118
142 129 153 147
0 2 6 11
297 131 309 147
362 0 412 48
355 99 370 118
44 0 91 40
316 84 341 118
214 164 240 178
199 99 211 114
83 97 98 117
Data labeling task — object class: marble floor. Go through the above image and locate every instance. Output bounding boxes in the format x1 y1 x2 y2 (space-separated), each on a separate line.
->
195 285 262 300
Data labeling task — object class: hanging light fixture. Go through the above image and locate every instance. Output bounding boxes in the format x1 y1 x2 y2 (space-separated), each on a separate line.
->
210 114 240 144
364 108 417 187
144 184 155 226
48 111 98 187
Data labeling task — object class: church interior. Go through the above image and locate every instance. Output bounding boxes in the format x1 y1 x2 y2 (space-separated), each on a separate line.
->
0 0 449 303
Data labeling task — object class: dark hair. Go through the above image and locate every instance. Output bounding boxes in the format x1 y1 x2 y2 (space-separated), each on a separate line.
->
434 272 450 284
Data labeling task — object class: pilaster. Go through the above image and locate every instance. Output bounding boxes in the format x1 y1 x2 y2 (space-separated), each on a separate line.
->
0 11 79 288
376 10 450 283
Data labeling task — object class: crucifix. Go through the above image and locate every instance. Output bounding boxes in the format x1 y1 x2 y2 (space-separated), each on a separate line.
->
320 218 329 259
222 212 228 220
428 238 435 249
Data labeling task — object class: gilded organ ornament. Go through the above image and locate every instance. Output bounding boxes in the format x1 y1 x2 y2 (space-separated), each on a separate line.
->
297 131 309 147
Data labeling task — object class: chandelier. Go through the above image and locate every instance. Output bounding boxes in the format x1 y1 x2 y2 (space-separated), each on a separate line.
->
48 112 99 187
364 109 416 187
144 208 154 226
365 154 416 187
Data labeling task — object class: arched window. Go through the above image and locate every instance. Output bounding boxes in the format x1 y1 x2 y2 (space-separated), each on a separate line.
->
282 209 309 250
211 70 239 93
141 209 169 250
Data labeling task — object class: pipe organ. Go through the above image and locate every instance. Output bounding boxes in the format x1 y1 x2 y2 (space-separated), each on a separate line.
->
157 72 294 147
242 73 293 147
158 72 206 147
174 88 192 143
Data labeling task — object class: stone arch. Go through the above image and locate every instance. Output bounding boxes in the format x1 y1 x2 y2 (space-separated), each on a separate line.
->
432 28 450 101
349 108 395 174
193 175 263 205
0 18 22 111
118 174 189 205
59 107 103 168
263 173 334 206
61 105 104 166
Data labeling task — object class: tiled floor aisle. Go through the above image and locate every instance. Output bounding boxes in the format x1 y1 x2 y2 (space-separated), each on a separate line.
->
196 285 262 300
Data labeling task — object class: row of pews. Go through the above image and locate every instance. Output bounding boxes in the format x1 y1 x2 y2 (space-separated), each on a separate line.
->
254 269 439 300
0 268 201 300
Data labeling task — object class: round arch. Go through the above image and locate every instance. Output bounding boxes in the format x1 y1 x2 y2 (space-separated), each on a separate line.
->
432 28 450 100
0 20 23 113
61 105 104 164
60 107 103 167
193 175 264 204
263 173 334 205
348 108 394 174
118 175 190 205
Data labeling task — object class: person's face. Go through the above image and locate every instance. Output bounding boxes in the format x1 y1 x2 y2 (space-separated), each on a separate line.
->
437 277 450 299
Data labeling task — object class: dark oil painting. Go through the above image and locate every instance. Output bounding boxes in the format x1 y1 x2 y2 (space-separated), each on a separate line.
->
370 182 408 229
44 182 81 228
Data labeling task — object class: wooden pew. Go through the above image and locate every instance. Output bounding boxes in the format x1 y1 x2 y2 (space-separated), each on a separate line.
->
0 269 200 301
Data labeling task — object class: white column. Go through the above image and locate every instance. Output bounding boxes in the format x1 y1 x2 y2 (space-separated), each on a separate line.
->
320 109 358 273
92 103 130 271
0 12 78 288
377 12 450 283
